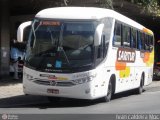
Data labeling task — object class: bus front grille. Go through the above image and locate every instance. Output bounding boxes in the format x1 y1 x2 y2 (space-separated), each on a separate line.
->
33 79 75 87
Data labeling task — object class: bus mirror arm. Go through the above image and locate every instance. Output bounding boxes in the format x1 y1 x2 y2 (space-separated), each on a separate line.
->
17 21 32 42
102 35 106 58
94 24 104 46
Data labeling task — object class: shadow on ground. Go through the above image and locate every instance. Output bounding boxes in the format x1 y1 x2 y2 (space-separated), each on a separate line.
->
0 95 99 108
0 76 22 86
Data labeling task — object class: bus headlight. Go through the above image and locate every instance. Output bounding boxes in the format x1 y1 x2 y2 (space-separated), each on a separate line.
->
72 74 96 85
26 74 33 80
24 72 33 81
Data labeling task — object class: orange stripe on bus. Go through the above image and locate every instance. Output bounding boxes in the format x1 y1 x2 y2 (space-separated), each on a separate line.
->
143 52 150 63
115 61 126 70
142 28 153 35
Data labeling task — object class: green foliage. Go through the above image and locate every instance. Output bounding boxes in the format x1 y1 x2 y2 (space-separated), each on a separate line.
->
129 0 160 16
100 0 113 9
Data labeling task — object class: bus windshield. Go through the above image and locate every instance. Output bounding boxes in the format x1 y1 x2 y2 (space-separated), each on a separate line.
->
25 19 96 72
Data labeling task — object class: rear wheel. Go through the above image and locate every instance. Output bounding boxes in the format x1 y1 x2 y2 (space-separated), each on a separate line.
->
136 75 144 94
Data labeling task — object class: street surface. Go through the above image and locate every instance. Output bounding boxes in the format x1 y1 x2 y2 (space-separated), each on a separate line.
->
0 77 160 114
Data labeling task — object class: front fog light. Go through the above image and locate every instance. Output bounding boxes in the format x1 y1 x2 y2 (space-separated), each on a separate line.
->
85 89 90 94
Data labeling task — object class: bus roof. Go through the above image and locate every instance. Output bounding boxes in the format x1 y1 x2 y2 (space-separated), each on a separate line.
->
36 7 153 35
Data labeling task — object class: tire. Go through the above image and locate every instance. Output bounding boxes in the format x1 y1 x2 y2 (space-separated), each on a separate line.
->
102 80 113 102
48 97 61 103
136 75 144 94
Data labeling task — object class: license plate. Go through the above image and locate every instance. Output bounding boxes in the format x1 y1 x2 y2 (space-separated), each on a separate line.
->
47 89 59 94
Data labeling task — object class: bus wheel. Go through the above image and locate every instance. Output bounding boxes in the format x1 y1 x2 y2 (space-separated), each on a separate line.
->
102 80 113 102
136 75 144 94
48 97 61 103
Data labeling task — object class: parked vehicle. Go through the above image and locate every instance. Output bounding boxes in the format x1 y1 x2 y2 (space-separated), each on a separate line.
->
153 62 160 80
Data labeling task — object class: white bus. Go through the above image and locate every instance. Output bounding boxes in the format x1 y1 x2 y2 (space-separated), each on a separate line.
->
17 7 154 102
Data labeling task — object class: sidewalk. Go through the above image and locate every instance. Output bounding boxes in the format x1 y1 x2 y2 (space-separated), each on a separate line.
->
145 80 160 88
144 80 160 92
0 76 24 98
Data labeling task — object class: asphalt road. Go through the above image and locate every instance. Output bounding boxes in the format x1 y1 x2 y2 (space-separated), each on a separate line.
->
1 90 160 120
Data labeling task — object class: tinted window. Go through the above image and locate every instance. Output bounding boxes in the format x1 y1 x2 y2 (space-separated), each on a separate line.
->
141 33 145 50
149 35 154 51
130 28 137 48
137 32 144 50
145 34 150 51
122 25 130 47
113 22 121 46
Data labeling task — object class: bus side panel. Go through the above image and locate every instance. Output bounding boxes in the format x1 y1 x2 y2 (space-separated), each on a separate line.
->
106 46 136 93
134 50 154 87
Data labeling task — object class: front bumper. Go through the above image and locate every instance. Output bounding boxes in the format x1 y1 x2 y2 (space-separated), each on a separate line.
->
23 78 99 100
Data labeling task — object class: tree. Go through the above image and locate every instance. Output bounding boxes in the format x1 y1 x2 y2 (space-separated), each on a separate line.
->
30 0 114 9
100 0 113 9
128 0 160 16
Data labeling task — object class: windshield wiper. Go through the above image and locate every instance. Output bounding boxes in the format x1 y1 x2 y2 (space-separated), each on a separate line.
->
57 46 71 66
57 23 71 67
31 20 41 48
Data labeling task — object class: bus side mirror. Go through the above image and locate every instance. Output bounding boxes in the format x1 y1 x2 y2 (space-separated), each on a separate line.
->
94 24 104 46
17 21 32 42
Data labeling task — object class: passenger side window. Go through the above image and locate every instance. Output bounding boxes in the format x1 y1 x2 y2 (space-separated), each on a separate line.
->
144 34 150 51
122 25 130 47
141 33 145 50
137 32 144 50
113 22 122 46
149 35 154 51
130 28 137 48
